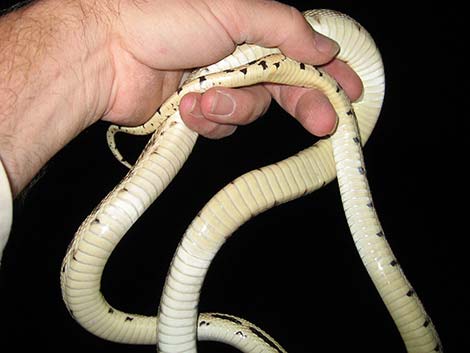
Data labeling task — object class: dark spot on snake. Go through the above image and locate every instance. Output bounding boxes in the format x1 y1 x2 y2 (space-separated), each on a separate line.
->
224 69 235 73
177 87 183 95
156 108 161 115
367 201 374 208
236 330 247 338
353 136 361 144
423 318 430 327
240 68 248 75
299 62 305 70
346 110 354 116
249 327 282 353
318 69 323 77
125 316 134 322
108 308 114 314
199 320 210 327
376 230 384 237
358 166 365 175
434 344 441 351
406 289 415 297
312 13 322 24
211 313 242 325
390 259 398 267
273 62 281 68
199 76 207 83
258 60 268 70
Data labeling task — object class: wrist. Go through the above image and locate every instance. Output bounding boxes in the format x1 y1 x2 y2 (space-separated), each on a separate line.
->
0 0 115 196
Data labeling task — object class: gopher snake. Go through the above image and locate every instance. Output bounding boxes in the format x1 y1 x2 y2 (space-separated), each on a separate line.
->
60 9 442 353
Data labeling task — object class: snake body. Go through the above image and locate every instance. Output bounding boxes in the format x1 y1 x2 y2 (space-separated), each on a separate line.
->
60 9 442 353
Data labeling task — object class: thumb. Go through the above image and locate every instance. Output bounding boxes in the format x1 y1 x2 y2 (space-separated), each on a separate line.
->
215 0 339 65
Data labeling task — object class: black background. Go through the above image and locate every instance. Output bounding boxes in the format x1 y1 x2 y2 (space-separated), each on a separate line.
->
0 1 465 352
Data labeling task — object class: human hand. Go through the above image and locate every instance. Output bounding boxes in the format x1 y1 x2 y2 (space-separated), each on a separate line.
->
0 0 362 196
100 0 363 138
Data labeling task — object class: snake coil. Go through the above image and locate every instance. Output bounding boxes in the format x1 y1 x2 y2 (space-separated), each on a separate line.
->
61 9 442 353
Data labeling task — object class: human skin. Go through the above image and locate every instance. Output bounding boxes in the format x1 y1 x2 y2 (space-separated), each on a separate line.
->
0 0 362 197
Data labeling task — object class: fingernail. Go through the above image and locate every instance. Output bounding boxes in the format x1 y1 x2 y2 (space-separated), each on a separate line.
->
315 32 339 56
189 95 204 118
210 90 235 118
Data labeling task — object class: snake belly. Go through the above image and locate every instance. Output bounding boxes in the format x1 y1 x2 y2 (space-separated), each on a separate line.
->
60 9 442 353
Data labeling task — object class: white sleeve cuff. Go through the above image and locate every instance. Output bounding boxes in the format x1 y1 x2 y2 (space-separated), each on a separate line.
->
0 157 13 266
